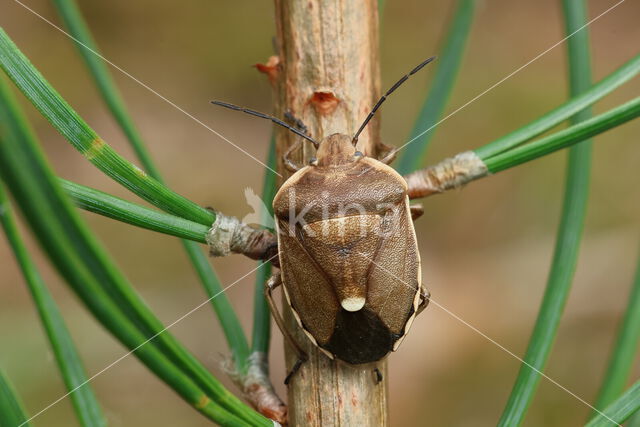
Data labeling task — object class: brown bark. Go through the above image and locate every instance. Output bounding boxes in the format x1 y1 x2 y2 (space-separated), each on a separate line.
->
272 1 388 425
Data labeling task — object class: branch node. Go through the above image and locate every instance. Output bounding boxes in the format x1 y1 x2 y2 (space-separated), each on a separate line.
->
206 213 278 263
223 352 287 425
405 151 489 199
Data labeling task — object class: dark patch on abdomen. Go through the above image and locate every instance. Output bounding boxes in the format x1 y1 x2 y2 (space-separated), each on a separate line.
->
323 308 399 364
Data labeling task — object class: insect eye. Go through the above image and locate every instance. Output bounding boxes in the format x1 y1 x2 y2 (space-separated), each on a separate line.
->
354 151 364 159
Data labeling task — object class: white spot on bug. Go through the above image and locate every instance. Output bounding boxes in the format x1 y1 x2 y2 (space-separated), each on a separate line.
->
340 297 366 312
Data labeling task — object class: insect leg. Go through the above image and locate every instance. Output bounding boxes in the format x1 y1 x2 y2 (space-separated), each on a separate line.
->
281 110 313 172
409 204 424 221
284 359 305 386
283 139 304 172
378 147 398 165
265 273 308 384
417 285 431 315
373 368 383 384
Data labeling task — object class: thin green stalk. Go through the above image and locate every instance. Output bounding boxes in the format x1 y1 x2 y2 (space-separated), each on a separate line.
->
251 136 277 354
0 367 30 427
0 108 246 427
475 52 640 160
182 242 252 374
629 411 640 427
0 27 213 226
42 3 253 372
498 2 592 424
586 380 640 427
50 0 161 179
0 77 267 425
61 179 209 243
397 0 476 174
593 251 640 412
483 96 640 173
0 183 106 427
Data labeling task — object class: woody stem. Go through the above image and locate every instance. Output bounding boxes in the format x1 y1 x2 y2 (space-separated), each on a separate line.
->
273 0 389 425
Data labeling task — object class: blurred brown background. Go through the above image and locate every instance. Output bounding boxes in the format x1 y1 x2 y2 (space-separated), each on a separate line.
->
1 0 639 425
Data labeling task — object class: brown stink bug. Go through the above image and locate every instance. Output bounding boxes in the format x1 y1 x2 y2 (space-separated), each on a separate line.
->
211 57 435 383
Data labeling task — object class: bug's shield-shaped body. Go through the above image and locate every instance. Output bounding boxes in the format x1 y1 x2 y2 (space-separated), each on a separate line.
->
273 144 421 365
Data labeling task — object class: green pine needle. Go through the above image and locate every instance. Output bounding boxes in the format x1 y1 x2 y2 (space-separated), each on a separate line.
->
0 183 107 427
251 136 277 354
475 52 640 160
61 179 210 242
0 27 213 226
498 1 593 424
483 96 640 173
0 77 267 426
586 380 640 427
46 0 254 373
0 367 30 427
593 251 640 412
397 0 476 174
50 0 162 179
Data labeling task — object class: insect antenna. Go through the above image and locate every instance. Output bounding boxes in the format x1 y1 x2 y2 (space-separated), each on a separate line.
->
211 100 319 148
352 56 436 146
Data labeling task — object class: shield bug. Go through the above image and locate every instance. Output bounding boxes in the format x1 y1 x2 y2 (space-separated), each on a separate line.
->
211 57 435 383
